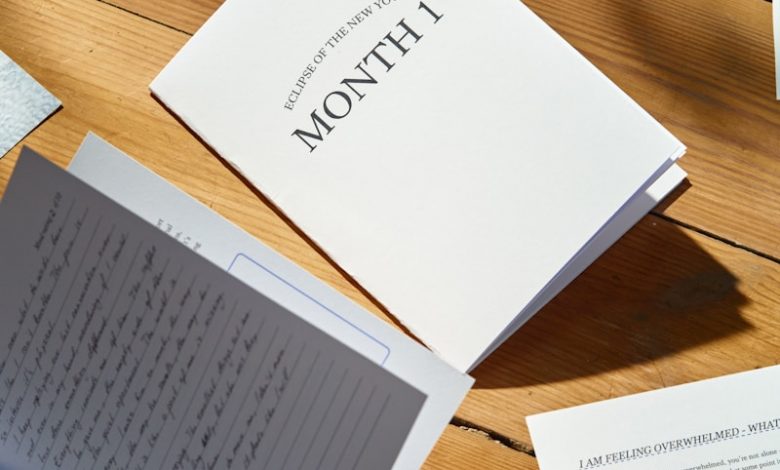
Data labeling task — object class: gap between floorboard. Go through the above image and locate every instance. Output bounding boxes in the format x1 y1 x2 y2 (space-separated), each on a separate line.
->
96 0 193 35
450 417 536 457
650 212 780 265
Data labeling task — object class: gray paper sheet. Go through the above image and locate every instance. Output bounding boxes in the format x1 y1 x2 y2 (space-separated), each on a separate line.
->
0 51 60 157
0 148 425 470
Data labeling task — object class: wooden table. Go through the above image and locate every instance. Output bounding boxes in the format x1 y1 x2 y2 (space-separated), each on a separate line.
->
1 0 778 468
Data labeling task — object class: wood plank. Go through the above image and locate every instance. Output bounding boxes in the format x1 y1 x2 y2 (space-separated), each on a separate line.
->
459 215 780 446
425 425 537 470
102 0 780 260
104 0 222 34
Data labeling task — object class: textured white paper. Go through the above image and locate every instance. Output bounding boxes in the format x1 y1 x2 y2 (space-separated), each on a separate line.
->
528 366 780 470
151 0 686 372
0 51 60 157
68 132 473 470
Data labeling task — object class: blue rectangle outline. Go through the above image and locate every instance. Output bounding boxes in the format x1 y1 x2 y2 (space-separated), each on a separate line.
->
228 253 391 364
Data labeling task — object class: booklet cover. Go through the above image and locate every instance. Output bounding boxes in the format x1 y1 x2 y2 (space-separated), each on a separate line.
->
151 0 686 371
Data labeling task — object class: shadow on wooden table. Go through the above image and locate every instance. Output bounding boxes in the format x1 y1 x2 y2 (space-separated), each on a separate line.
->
615 0 777 102
613 0 780 172
470 209 750 389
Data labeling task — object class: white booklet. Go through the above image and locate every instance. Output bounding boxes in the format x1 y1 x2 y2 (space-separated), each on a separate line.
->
0 145 470 470
528 366 780 470
66 132 472 469
151 0 687 371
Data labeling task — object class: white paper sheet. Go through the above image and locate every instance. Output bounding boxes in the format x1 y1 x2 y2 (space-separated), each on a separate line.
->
0 51 60 158
528 366 780 470
150 0 686 372
774 0 779 100
0 148 427 470
67 132 473 470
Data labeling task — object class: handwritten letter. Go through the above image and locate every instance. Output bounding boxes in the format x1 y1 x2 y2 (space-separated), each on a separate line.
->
0 148 425 470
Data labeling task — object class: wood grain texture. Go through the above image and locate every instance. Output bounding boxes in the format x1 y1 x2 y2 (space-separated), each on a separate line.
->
102 0 223 33
425 425 537 470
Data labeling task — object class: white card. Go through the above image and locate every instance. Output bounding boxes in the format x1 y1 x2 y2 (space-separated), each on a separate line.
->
528 366 780 470
774 0 779 100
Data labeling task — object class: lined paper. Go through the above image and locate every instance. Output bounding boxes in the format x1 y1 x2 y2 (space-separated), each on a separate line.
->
68 132 473 470
0 148 426 470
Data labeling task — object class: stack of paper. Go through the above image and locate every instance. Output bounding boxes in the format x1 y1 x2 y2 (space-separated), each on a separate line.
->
150 0 687 372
